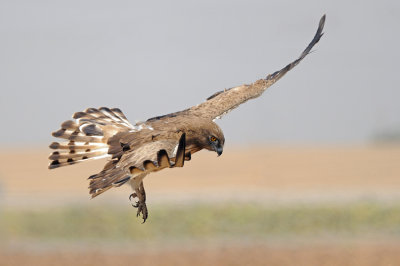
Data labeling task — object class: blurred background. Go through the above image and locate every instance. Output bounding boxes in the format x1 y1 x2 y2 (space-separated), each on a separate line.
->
1 0 400 265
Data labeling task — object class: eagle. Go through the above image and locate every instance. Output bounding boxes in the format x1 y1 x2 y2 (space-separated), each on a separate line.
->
49 15 325 222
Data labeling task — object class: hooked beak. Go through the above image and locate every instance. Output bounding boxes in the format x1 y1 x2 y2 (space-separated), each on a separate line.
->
216 146 223 156
210 140 223 157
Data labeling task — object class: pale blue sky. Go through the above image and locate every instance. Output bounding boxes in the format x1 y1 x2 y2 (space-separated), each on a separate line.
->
1 0 399 146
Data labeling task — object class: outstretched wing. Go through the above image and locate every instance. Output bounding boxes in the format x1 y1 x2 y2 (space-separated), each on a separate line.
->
49 107 135 169
188 15 325 121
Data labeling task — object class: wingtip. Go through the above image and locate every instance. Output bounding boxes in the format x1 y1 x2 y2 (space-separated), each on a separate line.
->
48 160 60 169
52 129 65 137
319 14 326 31
49 142 60 149
174 133 186 167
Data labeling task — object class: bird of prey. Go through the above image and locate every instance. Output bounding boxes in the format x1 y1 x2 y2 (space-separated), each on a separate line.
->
49 15 325 222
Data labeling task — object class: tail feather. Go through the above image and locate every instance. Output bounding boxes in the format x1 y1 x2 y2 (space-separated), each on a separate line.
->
49 148 109 161
49 107 133 169
51 129 105 143
49 142 105 151
48 153 110 169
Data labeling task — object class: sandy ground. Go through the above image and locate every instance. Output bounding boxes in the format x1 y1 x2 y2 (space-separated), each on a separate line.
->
2 241 400 266
1 145 400 206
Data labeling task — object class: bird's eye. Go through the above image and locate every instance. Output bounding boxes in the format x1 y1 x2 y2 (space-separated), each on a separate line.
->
210 136 217 142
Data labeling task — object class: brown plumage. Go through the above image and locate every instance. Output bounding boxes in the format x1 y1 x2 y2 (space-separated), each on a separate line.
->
49 15 326 222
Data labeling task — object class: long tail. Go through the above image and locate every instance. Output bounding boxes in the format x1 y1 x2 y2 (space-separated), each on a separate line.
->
49 107 133 169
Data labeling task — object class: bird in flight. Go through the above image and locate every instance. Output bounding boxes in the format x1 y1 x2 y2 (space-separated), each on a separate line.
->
49 15 325 223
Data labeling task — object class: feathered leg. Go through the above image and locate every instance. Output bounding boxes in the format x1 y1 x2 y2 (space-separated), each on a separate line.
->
129 174 148 223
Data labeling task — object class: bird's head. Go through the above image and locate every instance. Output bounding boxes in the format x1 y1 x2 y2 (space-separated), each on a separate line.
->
201 121 225 156
185 120 225 156
207 132 224 156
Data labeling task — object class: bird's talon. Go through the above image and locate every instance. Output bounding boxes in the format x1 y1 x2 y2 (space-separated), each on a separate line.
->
131 200 148 222
130 182 148 223
129 193 137 201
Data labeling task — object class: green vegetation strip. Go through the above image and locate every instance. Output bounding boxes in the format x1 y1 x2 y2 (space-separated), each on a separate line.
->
1 202 400 240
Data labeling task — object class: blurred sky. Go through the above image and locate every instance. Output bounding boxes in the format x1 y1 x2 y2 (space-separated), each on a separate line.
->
0 0 399 146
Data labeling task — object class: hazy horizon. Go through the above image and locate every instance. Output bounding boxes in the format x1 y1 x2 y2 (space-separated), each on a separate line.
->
1 0 399 146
